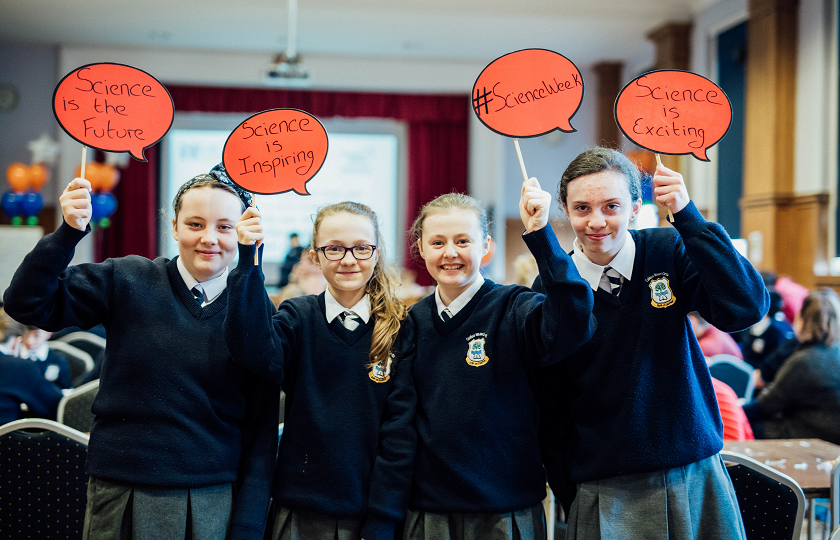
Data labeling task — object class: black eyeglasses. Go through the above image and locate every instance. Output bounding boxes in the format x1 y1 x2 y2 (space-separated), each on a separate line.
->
315 245 377 261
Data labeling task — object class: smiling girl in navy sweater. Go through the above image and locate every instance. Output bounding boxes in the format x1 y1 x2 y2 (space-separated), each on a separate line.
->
3 169 277 540
535 148 768 540
395 179 595 540
225 201 413 540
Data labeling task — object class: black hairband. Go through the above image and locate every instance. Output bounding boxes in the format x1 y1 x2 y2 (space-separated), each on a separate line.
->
172 164 254 211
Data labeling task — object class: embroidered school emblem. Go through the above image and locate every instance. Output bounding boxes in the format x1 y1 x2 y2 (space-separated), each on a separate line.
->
466 337 489 367
649 277 676 308
368 354 393 383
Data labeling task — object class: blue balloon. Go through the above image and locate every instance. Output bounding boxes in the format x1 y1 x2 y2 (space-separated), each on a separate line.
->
19 191 43 218
92 192 118 220
1 190 22 217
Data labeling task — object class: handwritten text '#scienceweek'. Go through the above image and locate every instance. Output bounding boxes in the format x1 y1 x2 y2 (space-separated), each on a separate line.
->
473 73 582 117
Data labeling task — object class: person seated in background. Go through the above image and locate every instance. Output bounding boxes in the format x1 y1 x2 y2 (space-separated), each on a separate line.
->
689 311 743 359
738 291 797 369
743 288 840 443
278 232 304 288
0 310 62 424
20 325 72 389
711 377 754 441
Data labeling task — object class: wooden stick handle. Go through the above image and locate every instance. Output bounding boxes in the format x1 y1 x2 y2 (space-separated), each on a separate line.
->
655 154 674 223
252 194 260 266
513 139 529 183
80 146 87 181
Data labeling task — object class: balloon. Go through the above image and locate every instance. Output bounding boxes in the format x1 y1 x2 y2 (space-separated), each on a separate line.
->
6 162 29 192
92 192 118 220
1 190 22 217
87 162 106 190
27 163 50 191
19 191 44 218
100 165 120 192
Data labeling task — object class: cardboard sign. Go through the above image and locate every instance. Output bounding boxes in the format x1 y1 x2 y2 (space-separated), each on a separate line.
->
472 49 584 137
222 109 328 195
615 70 732 161
53 63 174 161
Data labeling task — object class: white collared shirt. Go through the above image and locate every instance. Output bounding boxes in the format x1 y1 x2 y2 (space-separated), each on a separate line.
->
572 232 636 292
20 343 49 361
176 257 228 306
435 274 485 321
325 288 371 325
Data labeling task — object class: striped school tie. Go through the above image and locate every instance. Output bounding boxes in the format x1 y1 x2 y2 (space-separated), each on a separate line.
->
603 267 623 297
441 308 453 322
191 286 204 306
339 311 361 331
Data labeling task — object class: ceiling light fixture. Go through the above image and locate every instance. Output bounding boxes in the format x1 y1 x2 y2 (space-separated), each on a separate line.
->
265 0 311 88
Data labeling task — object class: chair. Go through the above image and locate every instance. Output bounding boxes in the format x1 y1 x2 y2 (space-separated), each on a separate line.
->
0 419 89 539
721 450 805 540
47 341 94 387
831 454 840 532
709 354 757 401
57 379 99 433
55 331 106 361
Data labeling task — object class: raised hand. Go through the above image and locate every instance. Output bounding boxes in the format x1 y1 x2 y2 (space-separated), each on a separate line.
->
519 176 551 233
60 178 93 231
237 206 264 249
653 164 690 215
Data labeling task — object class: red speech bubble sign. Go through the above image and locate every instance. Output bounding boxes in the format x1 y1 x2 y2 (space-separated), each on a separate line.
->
222 109 328 196
615 70 732 162
53 63 174 162
472 49 584 138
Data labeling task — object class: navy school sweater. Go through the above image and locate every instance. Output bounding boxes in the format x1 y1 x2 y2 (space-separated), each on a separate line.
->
224 243 417 540
535 202 769 485
2 223 279 540
401 226 595 513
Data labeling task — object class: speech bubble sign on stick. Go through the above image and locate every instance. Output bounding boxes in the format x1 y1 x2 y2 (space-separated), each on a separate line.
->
53 63 174 162
472 49 584 138
222 109 328 196
615 70 732 162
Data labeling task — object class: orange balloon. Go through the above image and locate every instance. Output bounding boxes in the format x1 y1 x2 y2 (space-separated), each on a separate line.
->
74 161 95 183
99 165 120 192
6 162 29 192
83 162 105 190
27 164 50 191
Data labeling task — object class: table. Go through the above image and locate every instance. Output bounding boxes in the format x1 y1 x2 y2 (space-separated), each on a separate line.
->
723 439 840 498
724 439 840 539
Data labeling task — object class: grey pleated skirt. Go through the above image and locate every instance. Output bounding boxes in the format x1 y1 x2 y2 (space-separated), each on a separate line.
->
270 506 365 540
403 503 546 540
82 475 233 540
566 453 746 540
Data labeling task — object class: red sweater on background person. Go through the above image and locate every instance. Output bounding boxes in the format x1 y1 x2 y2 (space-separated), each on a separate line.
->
690 312 743 359
712 378 754 440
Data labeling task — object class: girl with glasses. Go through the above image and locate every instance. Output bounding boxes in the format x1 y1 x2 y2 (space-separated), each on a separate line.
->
225 201 412 540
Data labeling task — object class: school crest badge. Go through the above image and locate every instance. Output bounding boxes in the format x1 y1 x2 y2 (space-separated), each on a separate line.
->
649 276 676 308
368 354 393 383
466 337 489 367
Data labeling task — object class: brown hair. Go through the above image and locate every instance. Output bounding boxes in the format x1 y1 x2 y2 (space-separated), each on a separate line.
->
311 202 407 367
797 288 840 346
409 193 490 259
172 175 246 220
557 147 642 207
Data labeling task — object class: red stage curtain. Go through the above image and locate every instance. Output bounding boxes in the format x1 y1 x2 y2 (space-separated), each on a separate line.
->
98 86 469 284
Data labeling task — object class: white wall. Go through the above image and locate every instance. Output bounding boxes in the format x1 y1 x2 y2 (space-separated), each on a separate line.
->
794 0 838 259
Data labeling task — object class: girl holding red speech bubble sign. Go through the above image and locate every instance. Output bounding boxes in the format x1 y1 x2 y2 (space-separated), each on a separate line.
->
393 189 594 540
224 202 413 540
2 171 278 540
534 148 768 540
